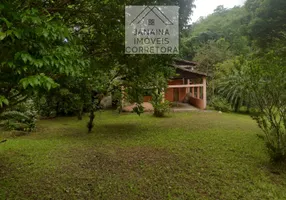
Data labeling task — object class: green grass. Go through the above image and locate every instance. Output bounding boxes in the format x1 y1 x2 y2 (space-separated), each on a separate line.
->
1 111 286 200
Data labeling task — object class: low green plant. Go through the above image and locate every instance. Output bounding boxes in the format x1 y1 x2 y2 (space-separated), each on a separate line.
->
252 111 286 162
132 104 145 116
209 96 232 112
151 92 170 117
0 110 37 131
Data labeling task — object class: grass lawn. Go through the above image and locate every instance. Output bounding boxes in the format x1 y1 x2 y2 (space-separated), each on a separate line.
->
1 111 286 200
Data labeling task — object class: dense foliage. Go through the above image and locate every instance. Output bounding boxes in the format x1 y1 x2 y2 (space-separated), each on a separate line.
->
0 0 285 162
181 0 286 161
0 0 195 131
0 1 88 113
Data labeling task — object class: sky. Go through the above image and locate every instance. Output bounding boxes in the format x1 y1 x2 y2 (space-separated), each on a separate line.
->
190 0 246 22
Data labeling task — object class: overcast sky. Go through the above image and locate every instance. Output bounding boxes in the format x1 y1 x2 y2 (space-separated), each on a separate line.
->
190 0 246 22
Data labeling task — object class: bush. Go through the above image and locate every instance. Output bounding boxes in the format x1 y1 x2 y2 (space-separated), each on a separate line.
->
247 51 286 162
0 110 37 131
132 104 145 115
0 99 38 132
153 101 170 117
209 96 232 112
252 112 286 162
35 91 87 118
151 92 170 117
14 99 37 114
34 96 57 117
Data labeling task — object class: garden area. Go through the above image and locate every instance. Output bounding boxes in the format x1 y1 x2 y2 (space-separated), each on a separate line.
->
1 112 286 199
0 0 286 199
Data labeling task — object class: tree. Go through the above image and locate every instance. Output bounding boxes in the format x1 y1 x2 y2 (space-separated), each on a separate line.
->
51 0 195 131
0 0 88 113
245 0 286 49
217 57 253 112
193 39 233 76
249 50 286 162
0 0 196 132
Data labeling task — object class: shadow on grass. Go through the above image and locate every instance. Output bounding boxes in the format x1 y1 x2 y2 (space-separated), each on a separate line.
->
26 121 152 143
87 123 159 141
49 122 150 141
95 123 149 139
265 161 286 174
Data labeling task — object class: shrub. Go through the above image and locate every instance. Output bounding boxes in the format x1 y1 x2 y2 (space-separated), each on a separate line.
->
14 99 37 114
151 92 170 117
217 57 253 112
153 101 171 117
0 110 37 131
252 111 286 162
35 89 87 118
34 96 57 117
209 96 232 112
0 99 38 132
132 104 145 116
248 51 286 162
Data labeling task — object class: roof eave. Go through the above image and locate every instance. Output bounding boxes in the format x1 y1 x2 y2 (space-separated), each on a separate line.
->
171 64 208 77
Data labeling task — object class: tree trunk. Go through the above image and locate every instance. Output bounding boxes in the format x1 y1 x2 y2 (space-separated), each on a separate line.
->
234 100 240 113
77 104 83 120
87 95 95 133
87 109 94 133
